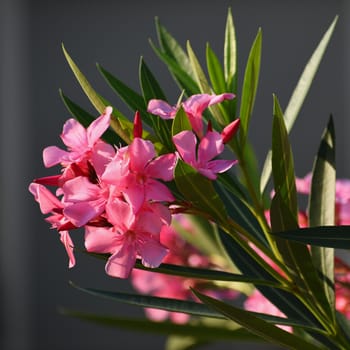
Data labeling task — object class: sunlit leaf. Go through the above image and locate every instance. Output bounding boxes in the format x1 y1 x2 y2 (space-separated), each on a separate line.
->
149 40 199 96
260 16 338 193
308 116 336 319
187 41 226 126
172 106 192 136
239 28 262 146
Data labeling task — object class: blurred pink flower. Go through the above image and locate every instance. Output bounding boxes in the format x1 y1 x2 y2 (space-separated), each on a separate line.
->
131 214 239 323
173 130 237 180
244 289 292 332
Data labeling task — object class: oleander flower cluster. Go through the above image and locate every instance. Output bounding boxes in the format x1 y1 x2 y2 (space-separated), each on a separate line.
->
29 8 350 349
29 93 239 279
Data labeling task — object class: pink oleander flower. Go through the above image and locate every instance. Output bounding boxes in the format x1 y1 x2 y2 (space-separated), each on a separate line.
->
131 214 239 323
84 199 169 278
172 129 237 180
102 136 176 213
28 182 76 268
147 93 235 137
42 107 115 183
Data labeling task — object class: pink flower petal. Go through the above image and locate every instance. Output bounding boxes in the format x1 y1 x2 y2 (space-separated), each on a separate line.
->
43 146 70 167
133 211 163 236
84 226 120 253
207 159 237 175
172 131 197 166
87 107 112 146
146 153 177 181
129 138 156 173
197 131 223 164
28 183 63 214
144 179 175 203
62 176 101 202
60 118 88 151
105 241 137 278
64 198 105 227
59 230 76 268
147 99 177 119
106 198 135 230
138 236 168 268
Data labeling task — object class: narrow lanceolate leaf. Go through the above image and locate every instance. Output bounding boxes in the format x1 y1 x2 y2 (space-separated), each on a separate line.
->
155 17 194 79
62 44 106 113
270 97 333 320
308 116 336 319
224 7 237 88
223 7 238 117
61 45 132 143
186 41 227 126
174 160 227 224
271 95 297 219
260 16 338 193
192 290 325 350
206 43 232 123
272 225 350 249
239 28 262 146
97 63 154 126
150 40 200 96
139 57 167 101
172 106 192 136
61 308 264 343
206 44 226 94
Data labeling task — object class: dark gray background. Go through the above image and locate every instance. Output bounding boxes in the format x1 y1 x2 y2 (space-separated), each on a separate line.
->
1 0 348 349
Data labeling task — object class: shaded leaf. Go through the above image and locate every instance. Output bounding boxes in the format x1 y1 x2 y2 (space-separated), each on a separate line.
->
272 225 350 249
192 290 325 350
174 160 227 223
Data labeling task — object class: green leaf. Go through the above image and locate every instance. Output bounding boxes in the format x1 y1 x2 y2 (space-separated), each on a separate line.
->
308 116 336 319
206 43 226 94
97 63 153 126
272 225 350 249
187 41 227 126
224 7 238 116
260 16 338 193
139 57 167 102
239 28 262 146
61 308 263 343
171 106 192 136
224 7 237 88
59 89 124 146
62 44 106 114
219 230 322 328
174 160 227 223
155 17 194 79
192 290 326 350
149 40 199 96
271 95 298 222
62 45 132 143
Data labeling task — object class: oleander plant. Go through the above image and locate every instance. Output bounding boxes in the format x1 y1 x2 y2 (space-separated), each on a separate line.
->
29 8 350 350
